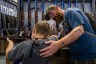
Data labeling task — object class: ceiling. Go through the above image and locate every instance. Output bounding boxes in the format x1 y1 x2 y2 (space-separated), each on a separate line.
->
4 0 92 7
24 0 92 2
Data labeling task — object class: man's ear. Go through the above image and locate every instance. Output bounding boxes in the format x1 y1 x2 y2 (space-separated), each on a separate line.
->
55 6 59 10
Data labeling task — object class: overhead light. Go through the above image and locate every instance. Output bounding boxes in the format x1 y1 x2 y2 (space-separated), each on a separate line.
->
49 0 51 1
13 0 17 3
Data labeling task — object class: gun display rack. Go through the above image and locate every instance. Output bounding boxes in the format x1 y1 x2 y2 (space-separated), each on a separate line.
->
0 0 95 42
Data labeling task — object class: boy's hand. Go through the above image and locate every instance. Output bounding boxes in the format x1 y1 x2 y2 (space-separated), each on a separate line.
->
6 38 14 58
7 37 14 43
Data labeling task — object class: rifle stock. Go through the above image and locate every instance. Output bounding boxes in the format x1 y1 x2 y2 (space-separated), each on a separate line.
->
0 36 28 42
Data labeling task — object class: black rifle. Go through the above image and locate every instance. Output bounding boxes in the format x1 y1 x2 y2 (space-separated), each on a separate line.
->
35 0 38 23
19 0 25 37
54 0 57 5
7 15 11 29
75 0 78 8
68 0 71 8
0 9 2 35
11 16 15 29
62 0 64 10
3 14 10 36
82 0 85 12
42 0 45 20
92 0 96 14
27 0 31 38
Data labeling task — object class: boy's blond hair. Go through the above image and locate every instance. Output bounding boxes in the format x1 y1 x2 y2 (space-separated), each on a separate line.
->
35 21 51 37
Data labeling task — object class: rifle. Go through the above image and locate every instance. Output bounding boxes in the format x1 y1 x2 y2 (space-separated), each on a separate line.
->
92 0 96 14
14 17 17 29
54 0 57 5
62 0 64 10
11 16 15 29
42 0 45 20
0 2 2 34
68 0 71 8
35 0 38 23
7 15 10 29
2 14 11 36
27 0 31 38
19 0 25 37
0 7 2 35
82 0 85 12
75 0 78 8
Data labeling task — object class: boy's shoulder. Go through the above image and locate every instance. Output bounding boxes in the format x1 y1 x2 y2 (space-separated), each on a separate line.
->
48 35 58 41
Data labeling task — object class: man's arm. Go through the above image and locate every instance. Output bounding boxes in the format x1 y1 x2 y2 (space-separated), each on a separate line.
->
40 25 84 57
57 25 84 48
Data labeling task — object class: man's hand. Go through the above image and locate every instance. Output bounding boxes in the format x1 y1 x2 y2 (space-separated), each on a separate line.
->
40 41 60 57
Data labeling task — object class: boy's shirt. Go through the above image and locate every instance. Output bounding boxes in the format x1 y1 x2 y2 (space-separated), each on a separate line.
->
8 36 57 64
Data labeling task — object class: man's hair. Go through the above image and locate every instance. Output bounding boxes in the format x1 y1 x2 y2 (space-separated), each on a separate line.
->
35 21 50 36
45 5 57 20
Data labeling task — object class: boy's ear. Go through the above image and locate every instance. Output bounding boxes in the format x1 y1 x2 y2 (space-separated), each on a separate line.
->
32 27 36 33
32 29 35 33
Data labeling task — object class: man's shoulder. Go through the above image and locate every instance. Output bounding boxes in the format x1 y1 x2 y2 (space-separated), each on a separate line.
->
65 8 81 15
48 35 58 41
66 8 81 12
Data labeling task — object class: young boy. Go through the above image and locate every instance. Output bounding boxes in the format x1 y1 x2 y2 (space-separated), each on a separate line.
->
6 21 58 64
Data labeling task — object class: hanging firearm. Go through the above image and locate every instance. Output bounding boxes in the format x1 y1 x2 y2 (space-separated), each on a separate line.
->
75 0 78 8
68 0 71 8
82 0 85 12
1 13 4 31
27 0 31 38
62 0 64 10
35 0 38 23
54 0 57 5
19 0 25 37
0 7 2 35
8 15 11 29
42 0 45 20
92 0 95 14
0 2 2 33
